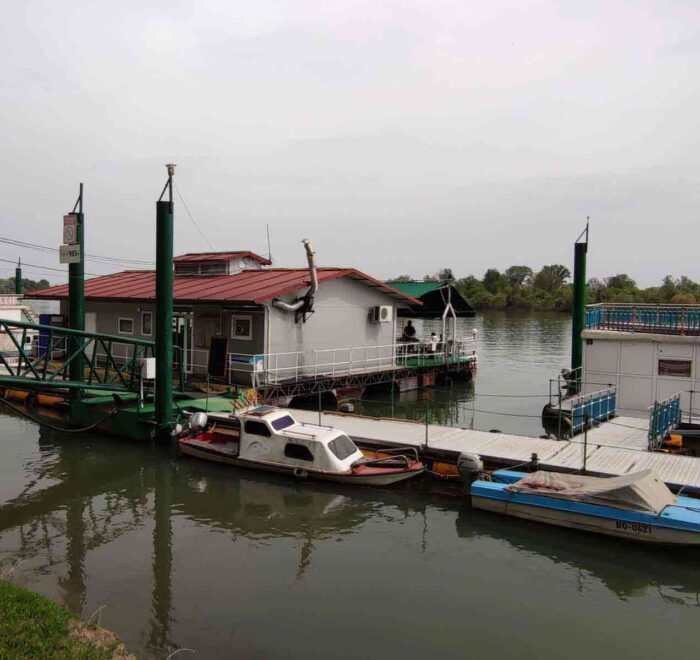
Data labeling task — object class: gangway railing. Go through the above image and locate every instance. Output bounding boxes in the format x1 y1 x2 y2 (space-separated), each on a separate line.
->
648 393 682 451
586 304 700 335
570 386 617 434
227 336 478 386
0 318 185 393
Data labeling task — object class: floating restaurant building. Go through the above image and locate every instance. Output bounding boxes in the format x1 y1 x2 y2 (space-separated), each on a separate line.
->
582 304 700 418
27 249 477 403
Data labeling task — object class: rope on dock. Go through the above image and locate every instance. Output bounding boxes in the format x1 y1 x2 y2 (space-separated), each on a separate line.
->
0 396 118 434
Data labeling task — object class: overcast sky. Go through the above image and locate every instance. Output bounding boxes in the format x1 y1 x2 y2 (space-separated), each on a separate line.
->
1 1 698 286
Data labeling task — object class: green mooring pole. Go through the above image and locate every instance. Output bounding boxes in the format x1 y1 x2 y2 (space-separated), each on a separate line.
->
68 184 85 390
571 221 589 392
155 165 176 442
14 259 23 296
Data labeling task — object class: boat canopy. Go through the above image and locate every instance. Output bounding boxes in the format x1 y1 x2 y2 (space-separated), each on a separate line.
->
507 469 676 513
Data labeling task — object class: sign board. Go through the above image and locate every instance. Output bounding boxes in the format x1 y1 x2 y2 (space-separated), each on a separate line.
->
59 244 81 264
63 214 78 245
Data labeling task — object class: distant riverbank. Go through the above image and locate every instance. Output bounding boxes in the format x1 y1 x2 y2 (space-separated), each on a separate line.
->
393 267 700 312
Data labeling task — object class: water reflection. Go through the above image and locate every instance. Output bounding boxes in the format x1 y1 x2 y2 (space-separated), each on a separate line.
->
455 508 700 604
1 396 700 657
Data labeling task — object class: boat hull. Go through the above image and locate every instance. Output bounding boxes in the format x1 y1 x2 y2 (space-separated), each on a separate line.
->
179 440 424 487
471 494 700 546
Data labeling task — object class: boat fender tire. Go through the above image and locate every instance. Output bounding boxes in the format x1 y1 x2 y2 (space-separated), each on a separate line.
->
293 468 308 479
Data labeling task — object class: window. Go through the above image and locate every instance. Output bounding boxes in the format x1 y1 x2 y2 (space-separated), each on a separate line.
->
200 263 226 276
174 264 198 276
328 435 358 461
141 311 153 336
658 359 692 377
118 317 134 335
271 415 296 431
284 443 314 461
244 420 271 437
232 315 252 340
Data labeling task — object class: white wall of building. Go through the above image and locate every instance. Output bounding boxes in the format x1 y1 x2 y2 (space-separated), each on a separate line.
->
582 330 700 417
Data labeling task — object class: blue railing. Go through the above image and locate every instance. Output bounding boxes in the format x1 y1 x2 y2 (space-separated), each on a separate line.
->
648 393 682 450
585 304 700 335
571 387 617 434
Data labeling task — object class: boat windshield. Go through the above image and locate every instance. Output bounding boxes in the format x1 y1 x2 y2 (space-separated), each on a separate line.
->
271 415 295 431
328 434 358 461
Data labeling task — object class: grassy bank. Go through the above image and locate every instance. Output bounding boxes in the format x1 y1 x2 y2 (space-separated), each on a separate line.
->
0 579 134 659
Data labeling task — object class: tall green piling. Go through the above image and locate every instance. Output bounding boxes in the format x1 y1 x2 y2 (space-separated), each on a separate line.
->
155 165 176 441
68 184 85 389
14 259 23 296
571 223 589 391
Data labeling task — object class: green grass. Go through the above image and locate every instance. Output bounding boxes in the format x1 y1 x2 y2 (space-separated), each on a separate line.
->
0 580 127 659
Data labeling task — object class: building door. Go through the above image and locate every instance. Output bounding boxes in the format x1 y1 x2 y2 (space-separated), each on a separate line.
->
85 312 97 335
173 313 194 374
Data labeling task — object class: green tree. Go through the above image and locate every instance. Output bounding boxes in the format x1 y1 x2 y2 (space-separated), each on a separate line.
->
504 265 534 288
389 274 413 283
604 274 637 291
483 268 505 294
0 277 50 294
423 268 454 282
533 264 571 292
660 275 678 301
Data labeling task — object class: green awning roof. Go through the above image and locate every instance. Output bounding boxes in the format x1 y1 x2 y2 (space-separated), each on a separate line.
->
386 281 443 298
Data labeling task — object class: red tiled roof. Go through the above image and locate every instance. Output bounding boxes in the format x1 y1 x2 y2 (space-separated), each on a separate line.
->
173 251 271 265
26 268 422 306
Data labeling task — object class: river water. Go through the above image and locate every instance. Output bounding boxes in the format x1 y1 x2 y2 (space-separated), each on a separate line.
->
355 311 573 436
1 312 699 659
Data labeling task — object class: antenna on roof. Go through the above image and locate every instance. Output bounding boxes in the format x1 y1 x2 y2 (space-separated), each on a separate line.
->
266 222 272 264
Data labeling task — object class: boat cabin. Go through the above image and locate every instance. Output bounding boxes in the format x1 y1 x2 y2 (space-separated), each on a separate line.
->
237 406 364 473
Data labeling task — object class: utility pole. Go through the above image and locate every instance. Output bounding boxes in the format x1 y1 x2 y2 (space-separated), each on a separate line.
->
155 165 176 441
571 219 589 394
14 259 23 296
67 184 85 389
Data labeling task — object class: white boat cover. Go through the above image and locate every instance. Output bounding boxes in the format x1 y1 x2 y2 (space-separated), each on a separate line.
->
507 469 676 513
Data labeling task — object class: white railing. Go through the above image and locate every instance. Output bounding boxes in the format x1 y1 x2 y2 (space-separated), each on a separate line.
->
227 336 478 386
0 295 20 308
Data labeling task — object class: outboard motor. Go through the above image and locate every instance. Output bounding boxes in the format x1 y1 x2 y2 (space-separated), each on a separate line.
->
171 412 209 439
457 452 483 489
189 412 208 433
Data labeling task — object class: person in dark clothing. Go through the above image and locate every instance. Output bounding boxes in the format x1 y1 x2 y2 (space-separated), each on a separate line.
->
401 320 417 342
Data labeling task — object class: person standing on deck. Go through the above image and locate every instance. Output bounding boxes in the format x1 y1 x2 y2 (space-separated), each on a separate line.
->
401 320 417 342
429 333 438 353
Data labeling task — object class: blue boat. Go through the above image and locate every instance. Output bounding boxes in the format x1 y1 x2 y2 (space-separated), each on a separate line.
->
470 469 700 545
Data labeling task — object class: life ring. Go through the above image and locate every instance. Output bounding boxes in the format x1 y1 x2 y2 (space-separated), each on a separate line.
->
293 468 308 478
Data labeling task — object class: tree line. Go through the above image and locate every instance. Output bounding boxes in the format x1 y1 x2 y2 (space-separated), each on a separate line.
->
0 277 50 295
390 267 700 311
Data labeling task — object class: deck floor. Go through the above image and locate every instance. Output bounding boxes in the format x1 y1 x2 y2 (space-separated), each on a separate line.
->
268 411 700 493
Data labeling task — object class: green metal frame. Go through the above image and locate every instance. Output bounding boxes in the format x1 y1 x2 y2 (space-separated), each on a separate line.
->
0 318 185 394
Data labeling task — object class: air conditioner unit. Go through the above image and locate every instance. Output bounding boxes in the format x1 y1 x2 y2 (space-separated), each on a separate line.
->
370 305 393 323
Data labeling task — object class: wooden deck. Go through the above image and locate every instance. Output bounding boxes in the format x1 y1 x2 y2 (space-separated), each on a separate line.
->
270 411 700 494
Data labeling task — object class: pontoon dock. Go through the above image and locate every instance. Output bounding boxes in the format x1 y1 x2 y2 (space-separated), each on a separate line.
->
206 410 700 494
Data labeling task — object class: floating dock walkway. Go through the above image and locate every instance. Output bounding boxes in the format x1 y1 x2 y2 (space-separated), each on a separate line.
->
257 410 700 494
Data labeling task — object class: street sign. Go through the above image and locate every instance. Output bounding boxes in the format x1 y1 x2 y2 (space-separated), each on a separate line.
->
63 214 78 245
59 244 81 264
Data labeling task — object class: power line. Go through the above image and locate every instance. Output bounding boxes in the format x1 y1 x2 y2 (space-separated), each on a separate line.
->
0 235 155 267
173 182 215 251
0 256 101 277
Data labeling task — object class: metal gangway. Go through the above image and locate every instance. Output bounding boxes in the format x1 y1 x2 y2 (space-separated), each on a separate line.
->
0 318 184 394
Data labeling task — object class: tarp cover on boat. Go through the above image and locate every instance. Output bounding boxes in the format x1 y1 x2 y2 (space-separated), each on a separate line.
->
507 469 675 513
